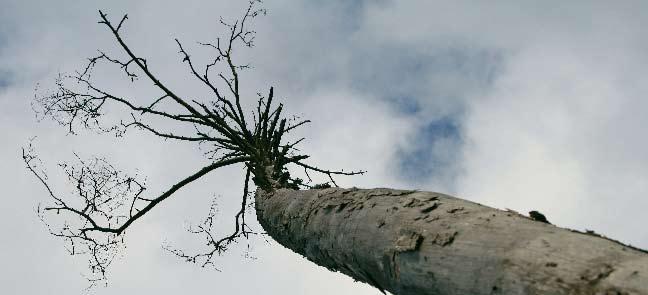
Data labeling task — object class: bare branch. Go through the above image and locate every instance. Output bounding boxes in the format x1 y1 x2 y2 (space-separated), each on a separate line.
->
98 10 205 120
24 141 250 283
28 1 364 288
164 168 258 267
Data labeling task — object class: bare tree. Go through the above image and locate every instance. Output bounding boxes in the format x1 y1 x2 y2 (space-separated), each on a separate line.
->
24 0 360 289
25 2 648 295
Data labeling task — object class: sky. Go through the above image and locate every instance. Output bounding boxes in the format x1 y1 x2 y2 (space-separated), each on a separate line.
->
2 0 648 294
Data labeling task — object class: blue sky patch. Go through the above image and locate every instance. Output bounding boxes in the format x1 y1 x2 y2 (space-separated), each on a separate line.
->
394 117 463 186
347 45 502 117
391 96 421 114
0 71 10 92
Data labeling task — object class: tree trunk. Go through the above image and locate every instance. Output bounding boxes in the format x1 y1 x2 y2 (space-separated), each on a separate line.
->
254 187 648 295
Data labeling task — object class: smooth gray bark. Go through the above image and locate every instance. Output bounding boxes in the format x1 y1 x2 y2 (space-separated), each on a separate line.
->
255 187 648 295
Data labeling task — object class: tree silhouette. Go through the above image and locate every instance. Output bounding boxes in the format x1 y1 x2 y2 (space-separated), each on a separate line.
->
24 0 361 288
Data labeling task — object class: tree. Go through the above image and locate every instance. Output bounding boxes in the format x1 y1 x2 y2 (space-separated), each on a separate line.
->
24 2 648 294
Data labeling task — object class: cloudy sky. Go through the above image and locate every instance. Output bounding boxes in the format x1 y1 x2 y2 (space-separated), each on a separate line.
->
2 0 648 294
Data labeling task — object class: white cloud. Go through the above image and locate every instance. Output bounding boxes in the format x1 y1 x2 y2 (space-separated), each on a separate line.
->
457 10 648 247
2 1 648 294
